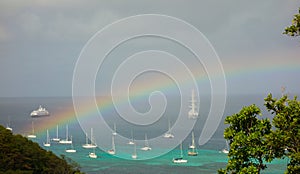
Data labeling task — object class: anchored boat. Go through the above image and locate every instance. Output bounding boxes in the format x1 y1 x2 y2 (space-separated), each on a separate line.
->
30 105 49 117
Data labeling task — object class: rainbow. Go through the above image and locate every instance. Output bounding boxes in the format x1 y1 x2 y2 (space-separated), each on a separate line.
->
23 61 300 135
24 74 189 134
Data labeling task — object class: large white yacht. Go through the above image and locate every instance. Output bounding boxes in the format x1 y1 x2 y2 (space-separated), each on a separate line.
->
30 105 49 117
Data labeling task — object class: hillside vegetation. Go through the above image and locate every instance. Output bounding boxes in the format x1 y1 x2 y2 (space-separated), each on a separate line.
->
0 125 83 174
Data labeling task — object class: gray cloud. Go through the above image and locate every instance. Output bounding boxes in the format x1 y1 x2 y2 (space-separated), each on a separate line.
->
0 0 300 97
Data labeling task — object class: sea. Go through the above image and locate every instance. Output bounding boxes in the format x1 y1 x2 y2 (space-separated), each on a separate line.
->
0 95 289 174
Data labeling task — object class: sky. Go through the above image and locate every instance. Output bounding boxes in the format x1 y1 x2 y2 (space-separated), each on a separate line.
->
0 0 300 97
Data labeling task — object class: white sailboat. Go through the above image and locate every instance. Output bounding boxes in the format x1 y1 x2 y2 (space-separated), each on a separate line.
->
222 140 229 154
6 124 12 131
27 121 37 138
89 148 97 158
107 135 116 155
128 130 135 145
51 125 60 142
66 136 76 153
59 125 72 144
188 89 198 119
188 131 198 156
131 142 137 159
163 119 174 138
6 117 12 131
173 143 188 163
141 134 151 151
43 129 51 147
82 128 97 148
112 123 117 136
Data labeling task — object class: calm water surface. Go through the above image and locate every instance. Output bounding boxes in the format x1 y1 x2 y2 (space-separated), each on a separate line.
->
0 95 288 173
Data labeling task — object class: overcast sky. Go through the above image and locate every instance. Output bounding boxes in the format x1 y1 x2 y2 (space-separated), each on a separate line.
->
0 0 300 97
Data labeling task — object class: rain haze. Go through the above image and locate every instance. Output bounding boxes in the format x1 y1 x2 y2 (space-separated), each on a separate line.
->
0 0 300 97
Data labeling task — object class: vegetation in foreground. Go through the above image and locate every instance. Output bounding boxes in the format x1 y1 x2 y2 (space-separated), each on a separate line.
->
0 125 83 174
283 7 300 37
218 93 300 174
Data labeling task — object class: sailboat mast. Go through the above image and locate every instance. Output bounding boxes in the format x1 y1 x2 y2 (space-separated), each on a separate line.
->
85 132 88 144
191 89 195 112
192 131 196 153
47 129 49 143
70 136 73 148
7 116 11 127
281 86 286 97
66 125 68 141
114 123 116 133
145 134 148 147
226 140 229 150
112 136 115 151
180 143 183 157
134 143 136 154
32 121 34 134
192 131 195 147
168 118 171 132
56 125 58 138
91 128 93 144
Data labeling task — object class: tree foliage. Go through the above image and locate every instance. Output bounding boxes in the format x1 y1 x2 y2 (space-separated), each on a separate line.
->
265 94 300 173
219 94 300 174
218 104 271 174
283 8 300 37
0 125 83 174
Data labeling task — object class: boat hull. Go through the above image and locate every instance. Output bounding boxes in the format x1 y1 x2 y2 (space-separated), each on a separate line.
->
27 135 36 138
188 112 198 119
59 140 72 144
188 152 198 156
82 144 97 148
30 105 50 117
43 143 51 147
141 146 151 151
31 113 50 117
128 141 135 145
66 149 76 153
222 149 229 154
107 150 115 155
172 158 188 163
89 153 97 158
163 133 174 138
51 138 60 142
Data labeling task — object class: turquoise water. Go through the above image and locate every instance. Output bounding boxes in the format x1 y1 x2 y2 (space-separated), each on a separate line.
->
0 96 288 173
37 139 287 174
41 142 229 173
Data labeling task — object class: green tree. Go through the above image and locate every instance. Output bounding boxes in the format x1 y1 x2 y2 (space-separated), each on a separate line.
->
218 104 272 174
0 126 84 174
265 94 300 173
283 7 300 37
